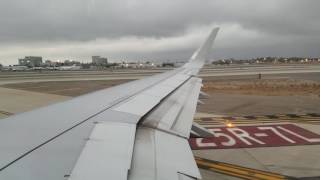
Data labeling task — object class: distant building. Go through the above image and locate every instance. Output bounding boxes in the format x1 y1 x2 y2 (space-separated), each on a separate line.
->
19 56 42 67
92 56 108 66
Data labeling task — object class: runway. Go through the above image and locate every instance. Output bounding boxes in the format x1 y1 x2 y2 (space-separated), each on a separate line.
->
1 64 320 85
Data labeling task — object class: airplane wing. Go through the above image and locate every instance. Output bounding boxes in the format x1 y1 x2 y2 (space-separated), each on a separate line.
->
0 28 219 180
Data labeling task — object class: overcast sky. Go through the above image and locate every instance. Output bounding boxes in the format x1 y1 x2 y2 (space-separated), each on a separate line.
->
0 0 319 65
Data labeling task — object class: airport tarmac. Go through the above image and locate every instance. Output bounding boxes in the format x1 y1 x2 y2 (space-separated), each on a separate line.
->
1 64 319 85
0 64 320 179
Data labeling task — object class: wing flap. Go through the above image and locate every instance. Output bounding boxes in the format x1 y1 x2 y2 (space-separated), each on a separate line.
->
128 127 201 180
154 130 201 179
69 122 136 180
141 77 202 138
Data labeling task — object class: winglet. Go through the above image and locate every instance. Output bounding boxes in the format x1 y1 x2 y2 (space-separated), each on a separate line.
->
184 27 219 72
191 27 219 62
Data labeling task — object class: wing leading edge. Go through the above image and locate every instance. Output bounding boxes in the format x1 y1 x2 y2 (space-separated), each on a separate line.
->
0 28 219 180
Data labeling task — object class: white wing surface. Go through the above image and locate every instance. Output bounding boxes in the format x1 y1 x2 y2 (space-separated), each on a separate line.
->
0 28 219 180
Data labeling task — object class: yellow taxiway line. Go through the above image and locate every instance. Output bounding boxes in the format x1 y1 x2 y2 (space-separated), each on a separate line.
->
195 156 291 180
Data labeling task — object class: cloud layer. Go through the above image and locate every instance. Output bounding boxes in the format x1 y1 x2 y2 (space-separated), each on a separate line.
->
0 0 319 64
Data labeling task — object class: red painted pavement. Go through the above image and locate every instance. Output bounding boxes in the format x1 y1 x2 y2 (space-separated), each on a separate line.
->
189 124 320 150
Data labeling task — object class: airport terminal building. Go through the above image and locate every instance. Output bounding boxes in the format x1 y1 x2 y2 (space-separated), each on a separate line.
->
19 56 43 67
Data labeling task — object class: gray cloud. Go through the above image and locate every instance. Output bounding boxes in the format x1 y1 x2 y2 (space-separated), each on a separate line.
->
0 0 320 64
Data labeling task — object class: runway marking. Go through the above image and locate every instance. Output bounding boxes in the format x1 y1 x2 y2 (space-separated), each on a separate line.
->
194 113 320 126
0 110 13 116
254 133 268 137
189 124 320 149
195 156 290 180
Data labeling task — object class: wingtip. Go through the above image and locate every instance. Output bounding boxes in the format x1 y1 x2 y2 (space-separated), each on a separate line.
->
190 27 219 61
209 27 220 43
183 27 220 74
210 27 220 41
212 27 220 33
